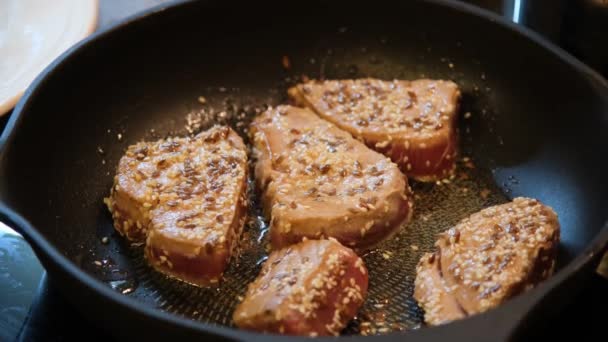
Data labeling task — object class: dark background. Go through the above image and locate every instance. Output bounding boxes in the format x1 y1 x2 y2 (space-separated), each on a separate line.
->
0 0 607 340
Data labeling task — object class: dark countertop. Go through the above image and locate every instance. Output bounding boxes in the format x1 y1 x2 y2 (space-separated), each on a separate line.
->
1 1 607 341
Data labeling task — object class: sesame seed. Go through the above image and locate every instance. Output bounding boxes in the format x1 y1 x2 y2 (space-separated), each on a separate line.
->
375 141 390 149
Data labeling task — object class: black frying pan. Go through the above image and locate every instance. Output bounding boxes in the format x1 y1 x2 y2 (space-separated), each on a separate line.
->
1 0 608 341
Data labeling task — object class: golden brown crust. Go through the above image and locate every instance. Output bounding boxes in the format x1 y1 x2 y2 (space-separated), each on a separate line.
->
106 126 248 286
414 197 560 325
289 78 461 182
233 238 368 336
250 105 413 251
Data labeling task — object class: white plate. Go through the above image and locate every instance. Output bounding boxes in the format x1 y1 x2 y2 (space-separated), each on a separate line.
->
0 0 98 116
0 221 20 236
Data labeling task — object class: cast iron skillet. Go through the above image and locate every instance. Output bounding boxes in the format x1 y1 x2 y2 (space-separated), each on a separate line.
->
1 0 608 340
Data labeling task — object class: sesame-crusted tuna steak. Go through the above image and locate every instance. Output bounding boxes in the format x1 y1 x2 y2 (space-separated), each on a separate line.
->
289 78 461 182
105 126 248 286
414 197 560 325
233 238 368 336
251 105 413 250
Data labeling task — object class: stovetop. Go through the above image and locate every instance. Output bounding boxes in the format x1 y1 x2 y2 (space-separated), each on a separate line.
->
1 1 607 341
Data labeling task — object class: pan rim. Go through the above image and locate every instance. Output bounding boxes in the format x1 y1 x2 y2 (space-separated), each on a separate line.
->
1 0 608 340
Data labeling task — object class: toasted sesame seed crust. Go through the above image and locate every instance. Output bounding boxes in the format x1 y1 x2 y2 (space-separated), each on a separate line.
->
105 125 248 286
251 105 413 251
233 239 368 336
413 253 467 325
414 197 560 325
289 78 461 182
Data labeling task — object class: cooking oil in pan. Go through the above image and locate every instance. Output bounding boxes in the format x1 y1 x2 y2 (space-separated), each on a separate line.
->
116 157 507 335
94 85 508 335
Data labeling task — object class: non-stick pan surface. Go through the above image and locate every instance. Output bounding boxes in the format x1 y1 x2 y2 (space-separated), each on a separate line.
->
1 0 608 341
